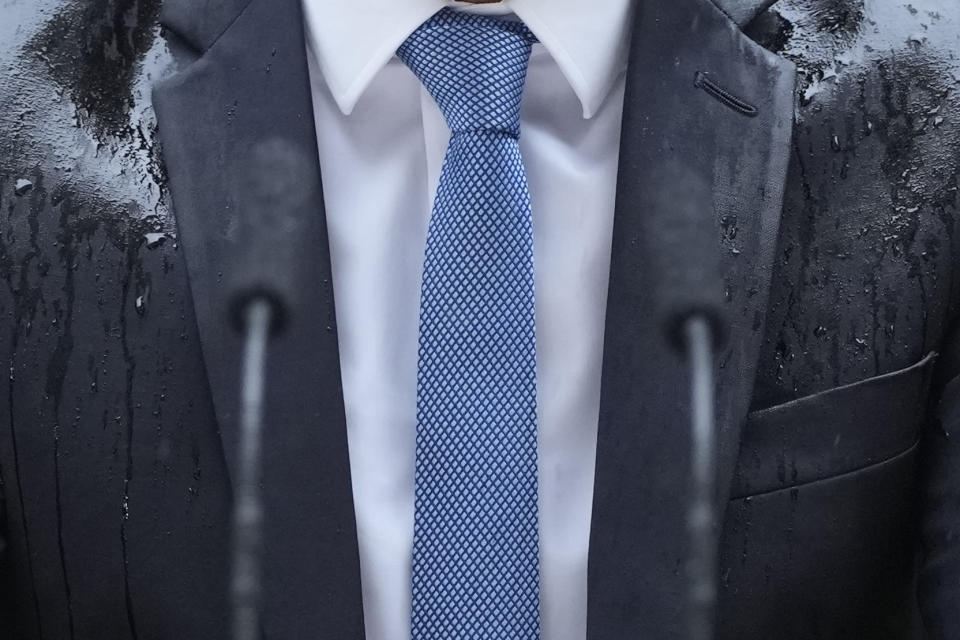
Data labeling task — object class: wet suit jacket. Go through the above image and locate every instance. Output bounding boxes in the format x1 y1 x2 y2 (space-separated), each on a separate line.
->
1 0 959 637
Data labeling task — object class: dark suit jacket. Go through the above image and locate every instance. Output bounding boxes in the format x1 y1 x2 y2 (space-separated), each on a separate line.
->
1 0 959 638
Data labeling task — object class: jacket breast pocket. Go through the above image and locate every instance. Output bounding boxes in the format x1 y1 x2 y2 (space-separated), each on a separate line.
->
718 352 937 640
732 351 937 497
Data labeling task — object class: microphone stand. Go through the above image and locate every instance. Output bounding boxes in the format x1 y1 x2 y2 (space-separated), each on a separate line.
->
231 298 275 640
683 316 720 640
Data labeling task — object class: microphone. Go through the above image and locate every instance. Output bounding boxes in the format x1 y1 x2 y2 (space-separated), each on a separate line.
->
635 159 727 640
225 138 313 640
637 158 726 352
227 137 314 335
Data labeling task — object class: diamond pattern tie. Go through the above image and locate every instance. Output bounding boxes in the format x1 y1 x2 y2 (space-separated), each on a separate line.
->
398 9 540 639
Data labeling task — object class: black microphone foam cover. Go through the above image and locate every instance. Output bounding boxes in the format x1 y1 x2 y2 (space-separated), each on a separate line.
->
636 157 727 352
226 137 314 335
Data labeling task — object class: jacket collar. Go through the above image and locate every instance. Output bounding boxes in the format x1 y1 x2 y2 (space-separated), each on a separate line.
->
153 0 794 637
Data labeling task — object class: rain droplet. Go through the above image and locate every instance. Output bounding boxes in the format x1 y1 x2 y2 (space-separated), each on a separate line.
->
830 135 842 152
144 232 167 249
14 178 33 196
135 295 146 315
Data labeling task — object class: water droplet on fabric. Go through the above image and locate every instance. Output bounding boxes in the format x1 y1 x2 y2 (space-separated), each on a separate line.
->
144 232 167 249
14 178 33 196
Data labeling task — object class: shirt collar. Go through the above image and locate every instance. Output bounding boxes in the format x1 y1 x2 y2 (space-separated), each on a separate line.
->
302 0 634 119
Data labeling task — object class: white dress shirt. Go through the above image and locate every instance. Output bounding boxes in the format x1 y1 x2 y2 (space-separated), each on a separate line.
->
301 1 632 638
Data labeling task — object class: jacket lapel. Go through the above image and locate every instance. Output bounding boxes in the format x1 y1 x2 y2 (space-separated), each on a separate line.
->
587 0 795 637
152 0 364 637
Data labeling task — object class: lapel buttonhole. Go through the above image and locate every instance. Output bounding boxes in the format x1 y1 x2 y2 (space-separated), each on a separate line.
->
694 70 759 117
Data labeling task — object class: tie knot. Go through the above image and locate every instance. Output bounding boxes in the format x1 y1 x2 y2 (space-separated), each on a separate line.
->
398 9 536 137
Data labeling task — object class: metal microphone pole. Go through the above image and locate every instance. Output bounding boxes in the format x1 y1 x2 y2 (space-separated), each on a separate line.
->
232 297 275 640
683 316 720 640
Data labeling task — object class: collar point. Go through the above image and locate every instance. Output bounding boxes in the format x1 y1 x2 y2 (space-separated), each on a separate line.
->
577 92 603 121
334 94 358 117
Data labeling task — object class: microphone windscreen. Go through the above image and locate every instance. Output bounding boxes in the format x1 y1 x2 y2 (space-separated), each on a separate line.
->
636 158 727 351
225 137 314 334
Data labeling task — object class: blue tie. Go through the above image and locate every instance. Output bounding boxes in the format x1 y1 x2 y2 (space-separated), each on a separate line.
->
398 9 540 639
